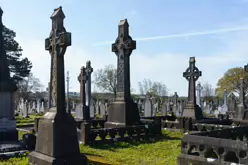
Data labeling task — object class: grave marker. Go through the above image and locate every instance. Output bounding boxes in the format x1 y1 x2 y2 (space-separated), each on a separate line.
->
182 57 203 119
29 7 87 165
105 19 140 128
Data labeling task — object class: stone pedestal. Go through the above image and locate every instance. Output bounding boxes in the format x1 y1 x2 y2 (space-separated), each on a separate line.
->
104 100 140 128
0 92 18 141
29 111 87 165
182 102 203 120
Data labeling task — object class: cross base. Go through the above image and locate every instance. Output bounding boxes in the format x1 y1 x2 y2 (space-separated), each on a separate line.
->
29 110 87 165
29 151 87 165
104 100 140 128
182 102 203 120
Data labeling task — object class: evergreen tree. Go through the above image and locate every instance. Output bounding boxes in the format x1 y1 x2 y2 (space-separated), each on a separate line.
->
3 25 32 83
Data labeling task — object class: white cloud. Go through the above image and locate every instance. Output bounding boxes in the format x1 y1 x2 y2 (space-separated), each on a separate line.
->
16 30 248 97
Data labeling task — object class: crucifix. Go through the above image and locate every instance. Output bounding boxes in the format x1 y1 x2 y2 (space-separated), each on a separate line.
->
183 57 202 105
112 19 136 101
85 61 93 106
45 6 71 113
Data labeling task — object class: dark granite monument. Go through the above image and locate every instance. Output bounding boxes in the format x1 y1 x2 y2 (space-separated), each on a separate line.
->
105 19 140 128
76 66 90 120
0 6 18 142
29 6 87 165
182 57 203 119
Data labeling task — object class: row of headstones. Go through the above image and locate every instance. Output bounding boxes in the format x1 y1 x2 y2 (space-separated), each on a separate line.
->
16 99 45 117
75 99 110 118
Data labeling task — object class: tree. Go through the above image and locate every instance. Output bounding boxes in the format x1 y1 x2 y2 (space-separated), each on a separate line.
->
3 25 32 83
138 79 168 97
215 67 248 97
202 82 214 103
16 73 44 100
93 64 117 97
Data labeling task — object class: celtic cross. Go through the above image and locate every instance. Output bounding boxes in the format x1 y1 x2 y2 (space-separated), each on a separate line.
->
183 57 202 105
78 66 87 106
85 61 93 106
45 6 71 113
112 19 136 101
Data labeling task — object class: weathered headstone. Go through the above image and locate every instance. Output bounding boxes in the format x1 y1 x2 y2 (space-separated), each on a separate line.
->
173 92 178 114
144 93 153 117
196 82 204 114
100 103 106 117
89 98 95 118
161 101 167 116
221 89 228 114
0 7 18 141
105 19 140 128
182 57 203 119
29 7 87 165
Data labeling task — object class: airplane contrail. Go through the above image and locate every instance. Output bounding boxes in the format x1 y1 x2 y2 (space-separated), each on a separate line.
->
92 26 248 46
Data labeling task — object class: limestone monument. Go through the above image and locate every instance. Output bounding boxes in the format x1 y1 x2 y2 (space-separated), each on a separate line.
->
29 6 87 165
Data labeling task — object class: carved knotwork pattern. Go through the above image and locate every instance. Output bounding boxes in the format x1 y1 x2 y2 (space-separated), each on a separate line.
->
183 67 201 82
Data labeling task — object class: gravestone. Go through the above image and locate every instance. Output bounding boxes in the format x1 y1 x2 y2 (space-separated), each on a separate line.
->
105 19 140 128
221 89 228 114
89 98 95 118
76 66 90 120
182 57 203 119
85 61 93 106
0 7 18 141
144 93 153 117
29 7 87 165
173 92 178 114
37 99 40 113
196 82 204 114
100 103 106 117
23 100 29 118
161 101 167 116
234 77 247 120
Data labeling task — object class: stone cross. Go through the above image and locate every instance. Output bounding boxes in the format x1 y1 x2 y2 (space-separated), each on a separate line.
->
29 7 87 165
223 89 228 106
45 7 71 112
234 77 247 120
173 92 178 113
112 19 136 101
85 61 93 106
78 66 87 107
182 57 203 119
183 57 202 105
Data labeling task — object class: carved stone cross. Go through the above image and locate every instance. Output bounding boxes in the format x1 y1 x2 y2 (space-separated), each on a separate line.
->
112 19 136 101
78 66 87 106
45 6 71 113
85 61 93 106
183 57 202 105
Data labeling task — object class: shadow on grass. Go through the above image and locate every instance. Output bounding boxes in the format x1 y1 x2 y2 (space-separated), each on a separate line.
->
88 132 182 151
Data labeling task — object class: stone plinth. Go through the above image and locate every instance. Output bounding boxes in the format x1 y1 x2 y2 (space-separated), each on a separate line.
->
182 102 203 120
29 111 87 165
105 100 140 128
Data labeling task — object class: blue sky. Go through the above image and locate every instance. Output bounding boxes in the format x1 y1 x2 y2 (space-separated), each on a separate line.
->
2 0 248 96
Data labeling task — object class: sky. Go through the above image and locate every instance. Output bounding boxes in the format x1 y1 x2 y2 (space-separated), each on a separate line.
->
1 0 248 96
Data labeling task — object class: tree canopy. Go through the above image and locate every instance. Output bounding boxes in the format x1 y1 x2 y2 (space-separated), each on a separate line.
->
215 67 248 97
3 25 32 83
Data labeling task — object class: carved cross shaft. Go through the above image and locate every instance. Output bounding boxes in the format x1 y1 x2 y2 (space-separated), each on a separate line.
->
44 6 71 113
85 61 93 77
111 19 136 100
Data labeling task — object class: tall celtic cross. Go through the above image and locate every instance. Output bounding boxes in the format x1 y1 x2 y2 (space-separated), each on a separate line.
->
78 66 87 106
85 61 93 106
112 19 136 101
183 57 202 105
45 6 71 113
239 77 247 108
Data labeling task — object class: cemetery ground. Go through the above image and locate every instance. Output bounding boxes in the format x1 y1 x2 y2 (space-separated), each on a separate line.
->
16 114 42 127
2 130 183 165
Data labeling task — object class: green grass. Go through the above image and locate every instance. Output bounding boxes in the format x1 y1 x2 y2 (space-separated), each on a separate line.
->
3 130 183 165
16 114 42 127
